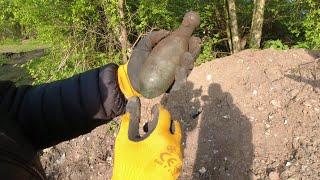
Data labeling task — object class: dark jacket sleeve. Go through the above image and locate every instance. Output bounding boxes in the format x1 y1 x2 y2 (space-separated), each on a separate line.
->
0 63 127 150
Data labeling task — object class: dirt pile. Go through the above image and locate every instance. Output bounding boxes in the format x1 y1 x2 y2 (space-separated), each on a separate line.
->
41 48 320 180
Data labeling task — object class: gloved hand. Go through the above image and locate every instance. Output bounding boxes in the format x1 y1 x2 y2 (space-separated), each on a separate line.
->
117 30 201 98
112 97 182 180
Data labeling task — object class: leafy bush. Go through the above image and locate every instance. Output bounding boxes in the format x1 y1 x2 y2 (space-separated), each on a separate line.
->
10 0 122 84
195 34 223 66
1 0 320 84
302 2 320 50
0 0 21 40
263 39 289 50
196 40 214 66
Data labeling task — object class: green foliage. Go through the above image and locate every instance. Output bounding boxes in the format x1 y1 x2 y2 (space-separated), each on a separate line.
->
25 50 117 85
292 42 311 49
195 34 222 66
0 0 21 39
106 120 119 135
196 40 214 66
126 0 193 33
2 0 123 84
263 39 289 50
0 0 319 84
127 0 224 64
264 0 320 49
302 0 320 49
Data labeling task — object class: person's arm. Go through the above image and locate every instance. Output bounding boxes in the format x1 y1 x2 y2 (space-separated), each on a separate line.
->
0 63 126 150
0 29 199 151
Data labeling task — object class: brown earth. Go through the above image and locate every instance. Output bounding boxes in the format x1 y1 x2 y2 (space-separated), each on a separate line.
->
40 48 320 180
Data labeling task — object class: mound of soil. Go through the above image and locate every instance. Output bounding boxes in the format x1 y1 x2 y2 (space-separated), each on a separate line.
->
41 48 320 180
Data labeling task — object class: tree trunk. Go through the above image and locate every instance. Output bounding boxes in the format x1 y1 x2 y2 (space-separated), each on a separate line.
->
118 0 128 63
249 0 266 49
224 1 233 53
226 0 241 53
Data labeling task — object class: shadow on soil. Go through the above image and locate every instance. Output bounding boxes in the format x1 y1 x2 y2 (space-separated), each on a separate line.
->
162 82 253 179
285 74 320 90
285 50 320 90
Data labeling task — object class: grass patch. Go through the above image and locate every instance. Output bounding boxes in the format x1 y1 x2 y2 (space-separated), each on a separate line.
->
106 120 119 135
0 39 49 53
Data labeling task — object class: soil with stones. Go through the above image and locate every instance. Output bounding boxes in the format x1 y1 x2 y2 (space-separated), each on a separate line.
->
40 48 320 180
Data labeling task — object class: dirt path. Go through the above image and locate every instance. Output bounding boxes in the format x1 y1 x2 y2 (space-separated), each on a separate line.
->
41 48 320 180
0 48 47 85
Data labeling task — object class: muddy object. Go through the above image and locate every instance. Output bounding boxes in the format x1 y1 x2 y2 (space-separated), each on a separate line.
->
138 11 200 98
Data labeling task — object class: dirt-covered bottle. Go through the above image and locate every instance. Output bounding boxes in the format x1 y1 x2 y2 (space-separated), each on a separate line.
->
138 11 200 98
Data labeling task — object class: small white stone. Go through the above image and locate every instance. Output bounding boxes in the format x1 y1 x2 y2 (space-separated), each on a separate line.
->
269 171 280 180
55 153 66 165
250 117 255 122
107 156 113 165
42 147 52 153
213 150 219 154
286 161 292 167
253 90 258 96
301 165 308 171
199 167 207 174
303 101 312 108
223 115 230 119
206 74 212 81
270 100 281 108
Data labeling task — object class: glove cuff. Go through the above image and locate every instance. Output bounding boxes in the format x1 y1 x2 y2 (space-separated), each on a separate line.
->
117 63 141 98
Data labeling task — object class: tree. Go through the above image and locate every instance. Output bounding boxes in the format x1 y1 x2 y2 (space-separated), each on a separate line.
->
249 0 266 48
118 0 128 63
226 0 241 53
